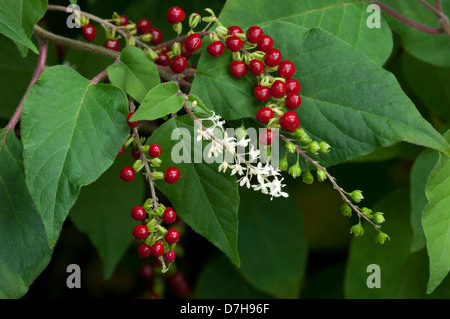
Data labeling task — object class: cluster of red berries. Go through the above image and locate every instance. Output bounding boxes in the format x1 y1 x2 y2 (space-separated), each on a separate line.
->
204 25 302 146
80 12 164 52
118 111 182 184
132 204 180 263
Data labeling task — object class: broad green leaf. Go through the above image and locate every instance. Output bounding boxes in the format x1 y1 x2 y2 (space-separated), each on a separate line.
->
345 189 450 298
401 53 450 122
218 0 393 65
147 115 240 266
21 65 130 247
380 0 450 67
6 0 47 56
195 255 272 299
237 187 307 299
130 82 184 121
422 131 450 293
192 23 450 167
0 129 52 299
69 153 146 280
107 46 160 103
0 1 37 54
410 149 439 252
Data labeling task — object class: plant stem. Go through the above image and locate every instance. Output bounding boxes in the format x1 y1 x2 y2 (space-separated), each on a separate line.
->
371 0 444 34
4 38 48 136
279 133 380 229
151 31 212 51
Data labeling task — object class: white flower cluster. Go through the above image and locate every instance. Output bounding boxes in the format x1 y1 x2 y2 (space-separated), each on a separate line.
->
195 111 288 200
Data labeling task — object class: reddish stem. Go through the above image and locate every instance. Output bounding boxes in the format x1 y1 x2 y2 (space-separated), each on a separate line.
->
5 39 48 133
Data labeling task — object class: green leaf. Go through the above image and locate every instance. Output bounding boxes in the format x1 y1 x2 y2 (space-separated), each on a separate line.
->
0 129 52 299
192 23 450 166
130 82 184 121
345 189 450 298
69 152 146 280
107 46 160 103
422 131 450 293
237 187 307 298
195 255 272 299
410 148 439 252
5 0 47 56
21 65 130 247
401 53 450 122
147 115 240 266
0 1 38 54
380 0 450 67
218 0 393 65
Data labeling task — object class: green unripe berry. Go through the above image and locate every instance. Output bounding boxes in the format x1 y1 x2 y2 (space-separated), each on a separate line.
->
375 231 390 244
319 141 331 153
372 212 385 224
285 142 296 154
279 157 289 171
302 171 314 184
350 190 364 203
341 204 352 217
307 141 320 155
361 207 373 218
317 169 327 182
350 223 364 237
289 163 301 178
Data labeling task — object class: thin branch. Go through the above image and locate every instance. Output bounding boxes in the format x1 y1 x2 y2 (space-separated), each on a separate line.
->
4 38 48 135
371 0 444 34
436 0 442 12
417 0 442 18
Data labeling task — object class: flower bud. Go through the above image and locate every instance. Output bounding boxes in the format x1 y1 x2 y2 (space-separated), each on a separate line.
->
319 141 331 153
141 33 153 42
146 48 159 61
153 204 166 216
189 13 201 28
340 204 352 217
172 22 183 35
279 157 289 171
152 171 164 180
375 231 390 244
302 171 314 184
285 142 296 154
126 36 136 47
150 158 162 168
288 163 301 178
350 223 364 237
361 207 373 218
317 169 327 182
132 159 144 172
143 198 153 211
372 212 385 224
171 42 181 56
350 190 364 203
307 141 320 155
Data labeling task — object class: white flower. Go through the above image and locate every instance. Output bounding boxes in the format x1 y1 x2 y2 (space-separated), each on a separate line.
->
267 176 289 200
218 161 230 173
230 164 246 176
247 145 260 162
207 140 223 158
239 174 251 188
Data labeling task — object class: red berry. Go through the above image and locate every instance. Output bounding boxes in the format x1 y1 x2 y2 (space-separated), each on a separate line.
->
207 41 225 57
164 250 176 263
149 28 163 45
151 242 165 257
259 129 275 146
167 6 185 24
163 207 177 224
131 206 147 221
164 167 181 184
131 147 141 160
120 166 135 182
227 25 243 35
180 43 192 59
119 15 129 26
270 80 287 98
278 60 296 79
136 19 152 34
138 244 152 258
117 145 125 157
148 144 161 158
126 112 140 128
256 107 274 123
225 35 243 52
286 78 301 94
139 262 154 279
165 229 180 245
162 45 171 53
185 34 202 52
285 93 302 110
246 26 264 43
253 85 270 102
248 59 265 76
155 52 170 66
169 271 190 296
133 224 149 240
279 111 300 132
104 39 120 51
170 56 187 73
264 48 282 67
257 35 273 52
229 60 247 78
81 24 96 41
